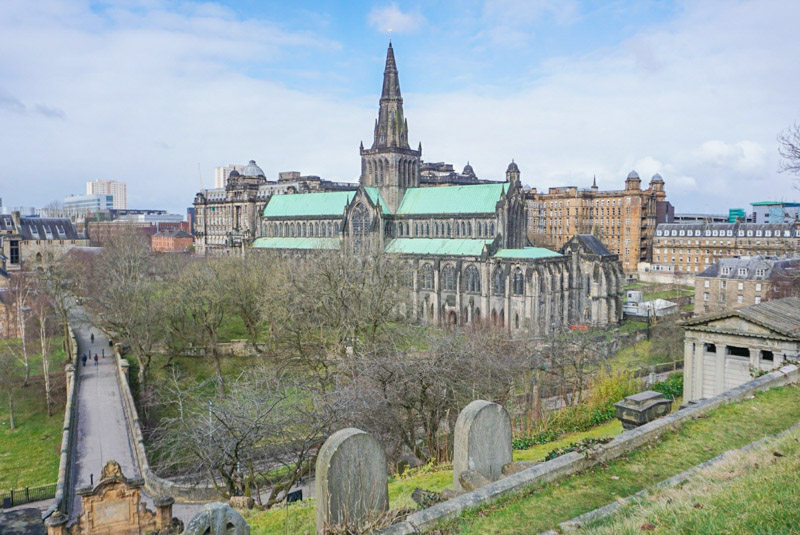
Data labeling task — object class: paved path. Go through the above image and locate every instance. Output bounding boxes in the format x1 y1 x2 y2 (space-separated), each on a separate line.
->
67 309 204 526
68 311 139 523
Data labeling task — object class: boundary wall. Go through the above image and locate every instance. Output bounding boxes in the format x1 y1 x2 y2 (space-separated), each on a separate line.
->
42 326 80 520
380 363 800 534
112 347 219 502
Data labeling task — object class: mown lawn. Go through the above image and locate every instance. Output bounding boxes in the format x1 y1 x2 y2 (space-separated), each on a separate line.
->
438 384 800 534
0 337 68 489
583 424 800 535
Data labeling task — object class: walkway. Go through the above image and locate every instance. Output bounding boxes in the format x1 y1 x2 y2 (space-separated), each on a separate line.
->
67 308 204 525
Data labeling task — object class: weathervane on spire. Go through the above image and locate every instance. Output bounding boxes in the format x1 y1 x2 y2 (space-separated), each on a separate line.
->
388 28 393 43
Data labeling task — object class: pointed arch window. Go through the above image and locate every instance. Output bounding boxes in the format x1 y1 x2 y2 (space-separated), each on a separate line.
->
492 267 505 295
352 204 370 254
467 222 472 236
441 264 456 291
512 267 525 295
465 265 480 293
490 222 495 236
421 263 434 290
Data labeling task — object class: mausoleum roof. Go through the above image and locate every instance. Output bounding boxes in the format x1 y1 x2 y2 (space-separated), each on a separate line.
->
493 248 562 259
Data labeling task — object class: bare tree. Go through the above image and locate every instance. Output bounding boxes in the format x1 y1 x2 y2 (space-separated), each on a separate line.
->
29 289 55 416
8 271 33 385
778 123 800 178
36 257 78 364
0 348 19 430
90 232 166 391
152 366 334 506
165 259 229 396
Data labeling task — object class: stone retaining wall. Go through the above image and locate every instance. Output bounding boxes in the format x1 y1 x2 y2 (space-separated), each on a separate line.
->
380 364 799 534
112 347 219 502
43 326 80 520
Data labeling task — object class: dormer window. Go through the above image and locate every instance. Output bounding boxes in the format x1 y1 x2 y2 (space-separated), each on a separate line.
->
722 267 732 275
737 268 747 276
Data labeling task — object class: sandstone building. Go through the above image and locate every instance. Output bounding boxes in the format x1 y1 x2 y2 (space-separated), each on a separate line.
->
249 44 624 333
682 297 800 402
192 161 357 255
0 211 88 272
651 222 800 277
694 255 800 315
526 172 672 273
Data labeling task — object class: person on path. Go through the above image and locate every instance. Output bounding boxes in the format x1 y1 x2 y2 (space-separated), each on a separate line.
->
90 333 95 343
81 354 87 367
94 354 98 366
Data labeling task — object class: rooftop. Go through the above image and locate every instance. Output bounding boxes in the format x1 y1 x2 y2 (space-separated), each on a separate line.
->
262 191 353 218
683 296 800 339
396 183 507 215
385 238 492 256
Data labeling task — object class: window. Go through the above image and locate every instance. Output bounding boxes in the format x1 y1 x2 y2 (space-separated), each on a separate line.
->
420 263 434 290
737 268 747 276
737 295 743 304
704 280 710 288
704 343 716 353
512 268 525 295
351 205 370 253
755 268 766 277
465 265 480 293
738 282 744 290
492 267 505 295
755 283 762 292
703 292 709 301
761 350 774 362
441 264 456 291
755 296 761 304
720 280 727 289
722 267 732 275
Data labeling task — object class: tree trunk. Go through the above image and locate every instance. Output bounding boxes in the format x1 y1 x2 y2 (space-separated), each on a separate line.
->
40 321 52 416
19 312 29 386
8 392 15 431
62 318 73 363
214 351 225 396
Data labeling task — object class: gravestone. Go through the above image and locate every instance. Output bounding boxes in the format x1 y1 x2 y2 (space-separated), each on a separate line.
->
615 390 672 430
184 502 249 535
315 428 389 534
453 400 512 493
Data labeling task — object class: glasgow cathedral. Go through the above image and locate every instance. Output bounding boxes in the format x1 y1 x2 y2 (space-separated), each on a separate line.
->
193 43 623 333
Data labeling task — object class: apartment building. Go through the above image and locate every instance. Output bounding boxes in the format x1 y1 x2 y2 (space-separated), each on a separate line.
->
652 222 800 276
86 180 127 209
526 171 671 272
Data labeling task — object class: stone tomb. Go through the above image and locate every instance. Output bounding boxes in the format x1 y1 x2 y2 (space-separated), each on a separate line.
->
452 400 512 493
184 503 249 535
315 427 389 534
47 460 178 535
615 390 672 430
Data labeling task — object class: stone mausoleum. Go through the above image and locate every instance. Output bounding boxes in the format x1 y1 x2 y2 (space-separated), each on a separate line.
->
248 44 623 333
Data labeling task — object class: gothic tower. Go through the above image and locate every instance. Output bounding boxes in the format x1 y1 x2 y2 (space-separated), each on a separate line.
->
360 42 421 213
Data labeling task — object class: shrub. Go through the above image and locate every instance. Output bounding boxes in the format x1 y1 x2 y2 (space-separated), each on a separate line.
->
652 372 684 400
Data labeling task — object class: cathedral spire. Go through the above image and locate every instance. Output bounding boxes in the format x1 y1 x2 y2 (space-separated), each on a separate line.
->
381 42 401 100
371 42 408 150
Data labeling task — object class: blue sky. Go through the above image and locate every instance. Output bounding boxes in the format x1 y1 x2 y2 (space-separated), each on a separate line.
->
1 0 799 215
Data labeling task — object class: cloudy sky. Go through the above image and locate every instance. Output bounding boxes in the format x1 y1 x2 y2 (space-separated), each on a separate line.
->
1 0 799 215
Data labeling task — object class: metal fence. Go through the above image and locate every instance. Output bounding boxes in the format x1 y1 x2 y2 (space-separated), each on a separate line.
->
1 483 57 509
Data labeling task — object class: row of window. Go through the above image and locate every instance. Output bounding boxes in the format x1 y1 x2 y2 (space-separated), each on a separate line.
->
395 220 496 239
417 264 526 295
268 221 341 238
657 228 797 238
703 292 762 305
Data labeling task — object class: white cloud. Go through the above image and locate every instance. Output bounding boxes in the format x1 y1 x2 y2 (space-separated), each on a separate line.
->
478 0 580 48
368 3 425 35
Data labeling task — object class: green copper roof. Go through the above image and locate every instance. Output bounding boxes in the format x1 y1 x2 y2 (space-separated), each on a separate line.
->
385 238 492 256
263 191 352 218
252 237 340 250
493 247 562 259
750 201 800 207
363 187 390 214
396 183 507 215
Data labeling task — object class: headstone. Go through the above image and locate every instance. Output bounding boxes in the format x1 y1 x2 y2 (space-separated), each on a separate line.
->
184 503 250 535
615 390 672 430
452 400 512 493
315 428 389 534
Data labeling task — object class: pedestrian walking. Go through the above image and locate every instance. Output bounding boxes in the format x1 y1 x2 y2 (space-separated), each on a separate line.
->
90 333 95 343
94 354 98 366
81 354 87 367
